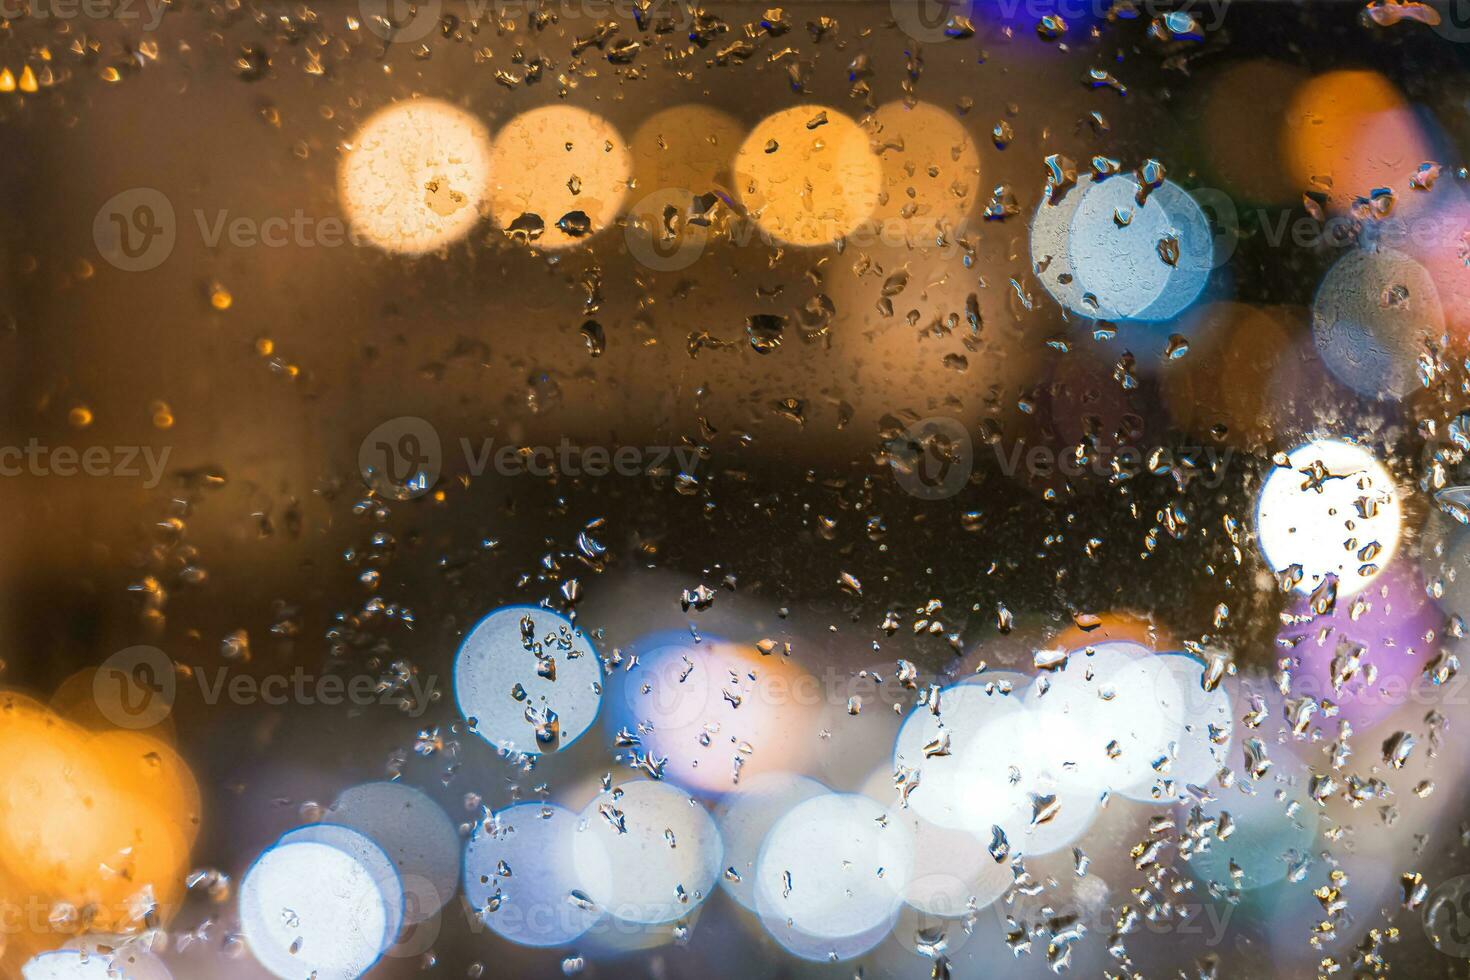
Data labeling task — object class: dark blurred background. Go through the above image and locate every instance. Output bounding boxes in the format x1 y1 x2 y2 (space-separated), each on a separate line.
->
2 1 1470 977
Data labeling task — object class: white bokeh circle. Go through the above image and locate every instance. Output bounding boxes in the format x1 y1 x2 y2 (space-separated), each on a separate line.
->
572 779 723 925
339 100 492 255
454 606 603 754
326 781 460 922
464 801 601 948
754 792 914 941
1256 438 1402 598
239 834 400 980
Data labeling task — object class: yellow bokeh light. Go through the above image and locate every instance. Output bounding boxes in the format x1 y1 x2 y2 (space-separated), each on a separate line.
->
339 99 493 255
489 105 632 250
869 100 980 241
734 105 882 247
627 104 741 235
90 730 203 846
630 104 742 199
0 691 193 961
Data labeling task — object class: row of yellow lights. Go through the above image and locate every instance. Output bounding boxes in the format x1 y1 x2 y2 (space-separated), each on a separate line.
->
0 65 39 92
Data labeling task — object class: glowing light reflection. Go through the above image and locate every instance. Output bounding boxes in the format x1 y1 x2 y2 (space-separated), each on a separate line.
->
339 99 492 255
239 835 400 980
754 792 912 942
1067 176 1214 321
734 106 882 247
453 605 603 755
572 779 722 926
463 802 600 948
714 772 825 911
1255 438 1402 598
488 106 631 250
